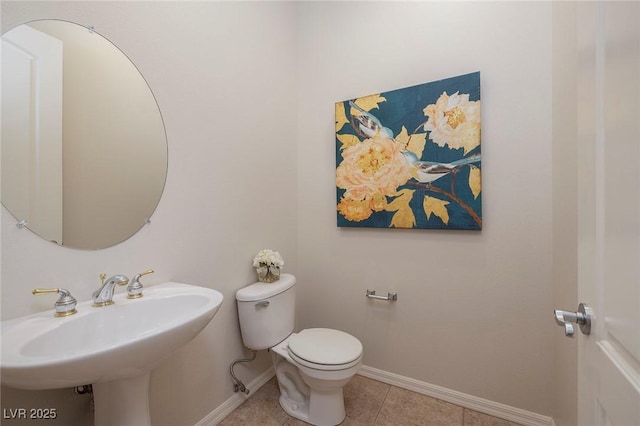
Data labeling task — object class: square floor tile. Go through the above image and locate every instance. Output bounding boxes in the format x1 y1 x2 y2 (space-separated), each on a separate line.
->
341 375 390 425
244 377 290 424
374 387 463 426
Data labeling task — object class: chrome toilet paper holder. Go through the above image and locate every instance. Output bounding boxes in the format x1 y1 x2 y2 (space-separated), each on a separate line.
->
366 289 397 302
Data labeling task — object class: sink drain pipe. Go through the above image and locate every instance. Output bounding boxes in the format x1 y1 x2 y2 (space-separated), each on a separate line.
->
229 350 257 395
74 384 94 412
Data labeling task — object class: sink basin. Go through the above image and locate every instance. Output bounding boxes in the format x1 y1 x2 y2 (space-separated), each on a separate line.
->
1 282 223 425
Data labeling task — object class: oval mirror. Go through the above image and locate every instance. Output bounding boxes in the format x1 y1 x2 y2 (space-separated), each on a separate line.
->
1 20 167 250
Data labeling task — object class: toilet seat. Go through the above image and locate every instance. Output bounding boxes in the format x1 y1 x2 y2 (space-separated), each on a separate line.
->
287 328 362 371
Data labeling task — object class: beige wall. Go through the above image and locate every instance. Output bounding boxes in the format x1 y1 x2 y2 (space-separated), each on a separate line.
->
295 1 554 416
1 2 297 425
2 1 580 425
551 4 579 425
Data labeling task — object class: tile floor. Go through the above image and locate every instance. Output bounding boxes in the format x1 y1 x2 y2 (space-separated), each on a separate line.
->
219 375 522 426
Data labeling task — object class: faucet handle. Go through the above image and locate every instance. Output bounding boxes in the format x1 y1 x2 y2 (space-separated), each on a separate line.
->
32 288 78 317
127 269 154 299
99 273 107 285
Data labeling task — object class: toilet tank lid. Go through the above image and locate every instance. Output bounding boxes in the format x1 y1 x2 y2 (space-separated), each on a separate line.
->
236 273 296 301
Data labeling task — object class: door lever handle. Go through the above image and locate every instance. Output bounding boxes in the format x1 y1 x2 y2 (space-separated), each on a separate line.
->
554 303 592 337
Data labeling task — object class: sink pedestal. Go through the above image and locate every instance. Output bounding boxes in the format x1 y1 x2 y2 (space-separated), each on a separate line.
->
93 371 151 426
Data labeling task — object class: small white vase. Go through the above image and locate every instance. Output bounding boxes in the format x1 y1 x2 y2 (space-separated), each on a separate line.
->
257 265 280 283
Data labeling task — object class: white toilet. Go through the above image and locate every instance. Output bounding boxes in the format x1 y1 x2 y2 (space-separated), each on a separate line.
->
236 273 363 426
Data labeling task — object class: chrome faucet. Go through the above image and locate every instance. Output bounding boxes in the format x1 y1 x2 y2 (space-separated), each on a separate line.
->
92 274 129 307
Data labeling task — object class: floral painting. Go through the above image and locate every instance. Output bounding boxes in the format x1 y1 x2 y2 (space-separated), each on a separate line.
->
335 72 481 230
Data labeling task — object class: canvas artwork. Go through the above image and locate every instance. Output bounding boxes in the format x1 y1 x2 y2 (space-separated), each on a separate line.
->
335 72 482 230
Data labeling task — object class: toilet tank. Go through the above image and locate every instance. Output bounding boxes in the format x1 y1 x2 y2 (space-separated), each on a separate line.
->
236 273 296 350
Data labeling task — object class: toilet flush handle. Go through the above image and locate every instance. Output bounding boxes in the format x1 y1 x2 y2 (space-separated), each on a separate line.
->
255 300 269 308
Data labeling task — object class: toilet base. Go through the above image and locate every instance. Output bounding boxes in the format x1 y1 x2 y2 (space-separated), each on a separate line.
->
308 387 346 426
278 387 346 426
279 393 310 423
271 337 358 426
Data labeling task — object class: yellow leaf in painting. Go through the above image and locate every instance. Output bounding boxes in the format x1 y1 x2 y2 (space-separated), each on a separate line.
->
394 126 426 159
385 189 416 228
406 133 427 159
423 196 450 225
353 94 386 113
469 165 481 199
335 102 348 133
395 126 409 146
390 205 416 228
385 189 414 210
336 133 360 151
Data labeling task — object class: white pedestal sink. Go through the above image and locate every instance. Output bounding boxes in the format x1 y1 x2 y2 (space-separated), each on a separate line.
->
1 282 223 426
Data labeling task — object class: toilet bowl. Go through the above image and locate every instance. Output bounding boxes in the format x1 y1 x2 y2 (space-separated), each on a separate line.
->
270 329 362 425
235 274 363 426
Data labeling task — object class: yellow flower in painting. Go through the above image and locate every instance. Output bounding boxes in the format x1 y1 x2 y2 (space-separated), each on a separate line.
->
337 197 372 222
423 92 480 154
336 137 412 201
369 192 388 212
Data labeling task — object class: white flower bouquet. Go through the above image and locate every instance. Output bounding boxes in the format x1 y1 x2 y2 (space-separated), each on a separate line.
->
252 249 284 283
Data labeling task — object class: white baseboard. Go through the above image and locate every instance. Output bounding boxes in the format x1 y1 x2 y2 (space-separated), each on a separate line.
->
358 365 555 426
196 364 555 426
195 367 275 426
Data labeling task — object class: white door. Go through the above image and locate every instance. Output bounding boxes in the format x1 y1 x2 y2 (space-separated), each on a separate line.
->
1 24 63 244
575 2 640 425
